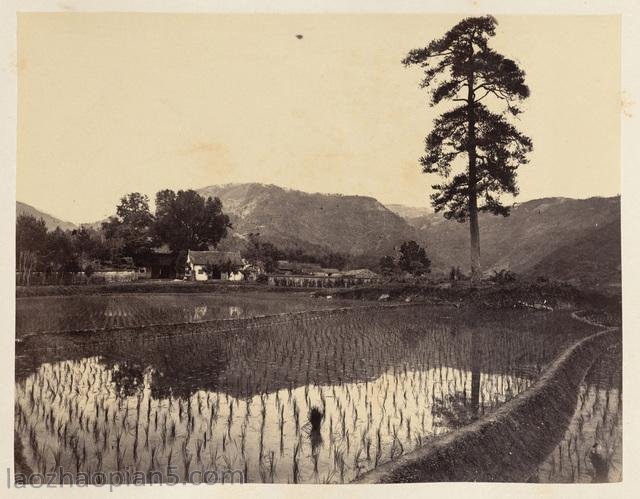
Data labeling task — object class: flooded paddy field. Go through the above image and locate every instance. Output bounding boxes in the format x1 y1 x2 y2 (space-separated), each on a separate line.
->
533 338 622 483
16 292 357 337
14 293 614 484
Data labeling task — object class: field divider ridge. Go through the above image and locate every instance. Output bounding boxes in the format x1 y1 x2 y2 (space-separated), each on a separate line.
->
353 317 619 483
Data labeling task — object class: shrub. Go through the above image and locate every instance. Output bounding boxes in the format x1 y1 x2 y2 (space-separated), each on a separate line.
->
490 269 517 284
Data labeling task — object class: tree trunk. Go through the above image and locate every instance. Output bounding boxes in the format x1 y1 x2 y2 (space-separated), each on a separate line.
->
467 75 482 283
469 194 481 283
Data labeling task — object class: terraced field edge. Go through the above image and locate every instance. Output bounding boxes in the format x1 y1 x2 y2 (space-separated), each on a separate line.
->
353 325 619 483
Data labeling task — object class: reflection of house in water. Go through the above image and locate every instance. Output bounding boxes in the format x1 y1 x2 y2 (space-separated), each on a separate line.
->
228 306 243 318
190 304 208 322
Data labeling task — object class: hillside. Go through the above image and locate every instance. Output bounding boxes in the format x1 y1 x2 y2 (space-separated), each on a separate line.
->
407 196 620 285
385 204 431 220
197 183 418 258
16 201 77 231
529 217 620 288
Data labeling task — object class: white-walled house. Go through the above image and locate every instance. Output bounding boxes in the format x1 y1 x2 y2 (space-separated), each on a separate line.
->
186 250 245 281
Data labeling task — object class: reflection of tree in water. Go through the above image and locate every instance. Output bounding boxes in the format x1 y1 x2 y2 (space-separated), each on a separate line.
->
431 392 477 430
99 335 229 399
109 361 149 397
17 307 591 403
470 329 481 416
432 329 483 429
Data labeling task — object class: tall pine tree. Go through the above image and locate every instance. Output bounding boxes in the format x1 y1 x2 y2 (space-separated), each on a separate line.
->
403 16 532 282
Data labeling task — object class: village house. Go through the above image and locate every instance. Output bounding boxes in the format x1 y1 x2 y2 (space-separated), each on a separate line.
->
185 250 245 281
135 247 177 279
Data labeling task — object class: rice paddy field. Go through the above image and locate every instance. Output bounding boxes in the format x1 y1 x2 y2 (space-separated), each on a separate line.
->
15 292 356 337
532 339 622 483
14 292 619 484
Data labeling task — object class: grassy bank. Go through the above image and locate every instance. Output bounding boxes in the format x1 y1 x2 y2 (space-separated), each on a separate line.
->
314 281 621 318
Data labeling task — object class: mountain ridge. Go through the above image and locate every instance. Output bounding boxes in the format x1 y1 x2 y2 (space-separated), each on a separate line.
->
16 201 78 232
196 183 418 258
407 195 620 284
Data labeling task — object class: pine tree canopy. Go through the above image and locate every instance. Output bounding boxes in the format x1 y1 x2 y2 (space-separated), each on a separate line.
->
403 15 532 222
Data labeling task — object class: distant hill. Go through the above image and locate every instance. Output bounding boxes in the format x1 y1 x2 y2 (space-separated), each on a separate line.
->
197 183 419 258
407 196 620 286
16 201 77 231
385 204 431 220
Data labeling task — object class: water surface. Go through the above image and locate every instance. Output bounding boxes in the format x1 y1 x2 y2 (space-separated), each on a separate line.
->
15 305 597 483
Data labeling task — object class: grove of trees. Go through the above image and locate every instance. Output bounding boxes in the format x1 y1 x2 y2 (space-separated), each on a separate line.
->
16 189 232 282
16 215 109 284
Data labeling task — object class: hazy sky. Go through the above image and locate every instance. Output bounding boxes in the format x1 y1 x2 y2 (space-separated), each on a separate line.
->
17 13 620 223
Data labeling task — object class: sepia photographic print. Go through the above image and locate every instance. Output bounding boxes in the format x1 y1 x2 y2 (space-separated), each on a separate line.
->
2 1 637 497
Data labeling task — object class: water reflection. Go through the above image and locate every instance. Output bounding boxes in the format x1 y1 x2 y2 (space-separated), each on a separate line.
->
228 306 242 319
189 305 208 322
16 293 342 335
15 307 595 483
